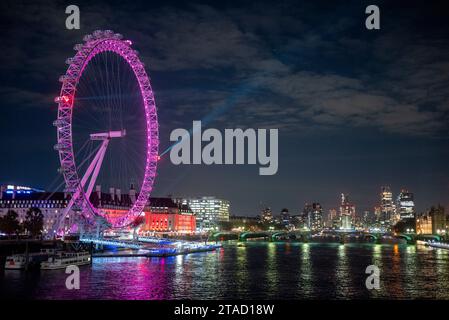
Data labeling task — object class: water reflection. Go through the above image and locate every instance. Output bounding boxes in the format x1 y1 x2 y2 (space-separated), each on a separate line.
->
435 249 449 299
265 242 278 297
388 245 405 298
234 243 249 298
335 244 352 299
1 243 448 300
298 243 313 297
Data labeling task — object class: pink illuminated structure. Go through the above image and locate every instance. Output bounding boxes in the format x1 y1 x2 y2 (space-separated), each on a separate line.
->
53 30 159 232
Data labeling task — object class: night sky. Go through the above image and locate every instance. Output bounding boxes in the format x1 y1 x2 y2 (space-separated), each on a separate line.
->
1 0 449 217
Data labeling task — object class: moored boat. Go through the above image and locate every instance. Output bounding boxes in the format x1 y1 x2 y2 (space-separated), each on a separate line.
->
4 254 27 270
41 251 91 270
427 242 449 250
4 249 56 270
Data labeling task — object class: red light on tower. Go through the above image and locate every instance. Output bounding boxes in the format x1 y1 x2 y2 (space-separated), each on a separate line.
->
157 155 161 161
62 95 70 103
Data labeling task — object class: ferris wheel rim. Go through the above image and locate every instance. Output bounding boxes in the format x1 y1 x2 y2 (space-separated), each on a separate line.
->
54 30 159 229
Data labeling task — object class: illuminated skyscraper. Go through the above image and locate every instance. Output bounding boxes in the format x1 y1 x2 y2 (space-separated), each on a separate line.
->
303 203 323 231
361 211 371 229
179 197 230 231
396 189 415 221
260 207 273 222
339 193 355 230
280 208 291 227
380 186 395 226
328 208 338 229
374 206 381 222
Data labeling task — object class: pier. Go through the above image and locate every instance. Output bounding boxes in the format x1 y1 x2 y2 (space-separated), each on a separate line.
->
92 244 221 258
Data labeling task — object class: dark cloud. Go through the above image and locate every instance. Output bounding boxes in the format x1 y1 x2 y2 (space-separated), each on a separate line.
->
1 0 449 215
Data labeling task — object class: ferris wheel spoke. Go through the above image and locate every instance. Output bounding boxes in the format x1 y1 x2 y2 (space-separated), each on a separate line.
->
88 56 110 129
92 57 111 130
109 53 123 132
116 53 124 130
76 69 107 130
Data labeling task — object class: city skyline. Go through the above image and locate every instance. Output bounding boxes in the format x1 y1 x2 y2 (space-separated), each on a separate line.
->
0 181 435 221
1 0 449 217
2 181 446 237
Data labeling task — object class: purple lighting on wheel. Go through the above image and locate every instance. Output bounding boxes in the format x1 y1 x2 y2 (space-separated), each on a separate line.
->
54 30 159 229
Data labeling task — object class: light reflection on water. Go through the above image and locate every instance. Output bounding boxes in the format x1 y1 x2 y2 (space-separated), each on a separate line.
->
266 242 278 297
299 243 313 297
335 244 352 299
1 242 449 300
235 244 249 298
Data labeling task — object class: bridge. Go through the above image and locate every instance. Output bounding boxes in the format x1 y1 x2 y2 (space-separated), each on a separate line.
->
322 230 442 244
210 230 443 244
395 233 442 243
210 230 312 242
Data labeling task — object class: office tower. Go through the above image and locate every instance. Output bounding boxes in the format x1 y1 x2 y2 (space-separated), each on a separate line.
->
261 207 273 222
380 186 395 226
396 189 415 221
180 197 230 231
339 193 355 230
303 203 323 231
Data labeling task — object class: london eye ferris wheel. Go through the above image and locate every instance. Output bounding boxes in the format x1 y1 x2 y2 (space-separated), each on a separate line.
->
53 30 159 233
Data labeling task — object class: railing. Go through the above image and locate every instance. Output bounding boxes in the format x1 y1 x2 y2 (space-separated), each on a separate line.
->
79 237 142 249
137 236 174 245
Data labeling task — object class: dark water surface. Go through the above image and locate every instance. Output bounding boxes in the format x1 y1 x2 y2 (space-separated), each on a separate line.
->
1 242 448 299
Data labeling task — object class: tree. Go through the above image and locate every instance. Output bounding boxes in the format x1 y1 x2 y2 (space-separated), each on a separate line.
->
24 207 44 238
394 219 416 234
0 210 22 239
131 215 146 240
217 221 233 231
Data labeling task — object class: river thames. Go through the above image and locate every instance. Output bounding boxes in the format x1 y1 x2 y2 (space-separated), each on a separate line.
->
1 242 449 299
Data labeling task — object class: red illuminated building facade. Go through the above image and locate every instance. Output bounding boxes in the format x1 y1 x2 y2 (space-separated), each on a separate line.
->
141 198 196 233
90 189 196 234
